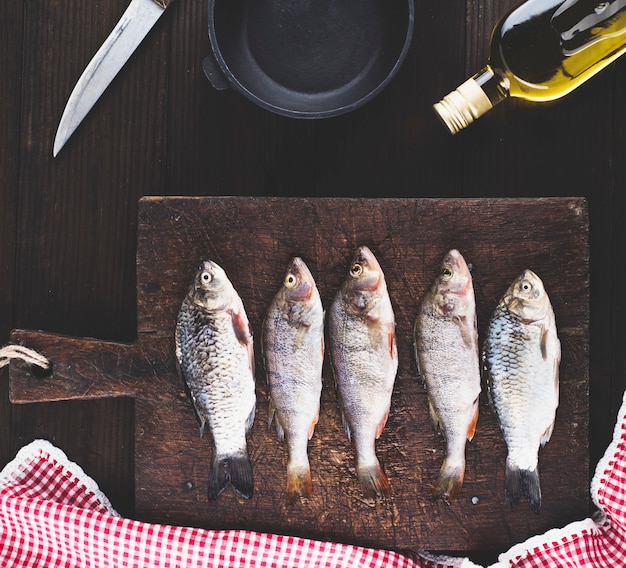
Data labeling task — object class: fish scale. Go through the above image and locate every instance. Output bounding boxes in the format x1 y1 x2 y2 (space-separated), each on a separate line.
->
262 257 324 502
483 269 560 513
176 260 256 502
413 249 481 501
486 310 557 463
328 246 397 500
185 314 250 448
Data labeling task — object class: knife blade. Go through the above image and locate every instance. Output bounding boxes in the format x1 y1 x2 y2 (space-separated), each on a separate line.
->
53 0 173 157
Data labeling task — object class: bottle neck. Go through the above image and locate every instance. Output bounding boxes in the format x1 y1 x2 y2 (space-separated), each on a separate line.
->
433 66 509 134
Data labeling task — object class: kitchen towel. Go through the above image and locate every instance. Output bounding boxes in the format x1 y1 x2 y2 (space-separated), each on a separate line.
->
1 392 625 568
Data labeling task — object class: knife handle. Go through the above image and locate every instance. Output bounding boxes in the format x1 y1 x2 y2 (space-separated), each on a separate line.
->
152 0 175 7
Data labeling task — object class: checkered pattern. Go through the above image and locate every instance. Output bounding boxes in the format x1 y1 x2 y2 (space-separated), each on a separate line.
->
1 392 626 568
495 391 626 568
0 441 427 568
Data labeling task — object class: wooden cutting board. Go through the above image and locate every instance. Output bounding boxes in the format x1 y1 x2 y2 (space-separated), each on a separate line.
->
9 196 589 552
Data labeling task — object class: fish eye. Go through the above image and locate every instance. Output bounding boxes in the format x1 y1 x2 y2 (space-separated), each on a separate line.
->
442 267 453 279
350 263 363 278
201 271 212 284
284 273 297 288
521 281 532 292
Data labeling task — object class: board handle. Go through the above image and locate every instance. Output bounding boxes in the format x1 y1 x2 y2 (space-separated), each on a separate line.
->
8 330 144 404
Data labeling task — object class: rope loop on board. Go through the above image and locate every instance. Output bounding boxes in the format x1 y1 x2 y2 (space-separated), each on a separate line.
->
0 345 52 375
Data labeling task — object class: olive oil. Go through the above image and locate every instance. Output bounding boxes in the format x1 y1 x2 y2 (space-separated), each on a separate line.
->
434 0 626 134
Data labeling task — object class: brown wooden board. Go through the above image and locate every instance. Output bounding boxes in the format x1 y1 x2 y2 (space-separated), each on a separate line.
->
9 196 589 552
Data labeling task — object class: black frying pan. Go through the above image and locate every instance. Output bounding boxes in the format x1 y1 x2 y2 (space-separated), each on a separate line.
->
203 0 415 118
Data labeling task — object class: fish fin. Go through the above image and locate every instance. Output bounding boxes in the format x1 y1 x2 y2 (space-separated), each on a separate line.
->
230 307 255 375
275 421 285 441
505 464 541 513
229 455 254 500
414 349 422 383
321 312 326 358
433 458 465 500
341 411 352 442
428 400 443 435
208 453 254 501
376 410 389 439
540 421 555 446
453 315 476 350
308 414 319 440
540 325 549 359
466 398 479 441
286 464 313 501
366 320 395 356
273 415 285 441
230 305 252 345
367 325 380 351
267 398 285 440
539 359 558 447
293 324 308 351
175 359 206 434
553 357 560 398
207 454 228 501
388 328 397 360
245 404 255 434
247 340 255 376
414 352 426 388
482 350 495 409
267 397 275 428
187 394 204 436
357 462 391 499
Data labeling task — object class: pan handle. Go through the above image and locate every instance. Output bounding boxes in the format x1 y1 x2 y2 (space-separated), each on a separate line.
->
202 52 231 91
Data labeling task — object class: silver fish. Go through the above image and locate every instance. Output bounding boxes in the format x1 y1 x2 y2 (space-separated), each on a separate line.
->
175 260 256 500
483 269 560 512
328 246 397 499
413 249 481 500
262 257 324 501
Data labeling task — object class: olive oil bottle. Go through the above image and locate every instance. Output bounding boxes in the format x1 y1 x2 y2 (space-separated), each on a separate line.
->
434 0 626 134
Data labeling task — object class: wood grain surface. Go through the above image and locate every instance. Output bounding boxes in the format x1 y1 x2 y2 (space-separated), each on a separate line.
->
1 0 624 561
10 196 589 551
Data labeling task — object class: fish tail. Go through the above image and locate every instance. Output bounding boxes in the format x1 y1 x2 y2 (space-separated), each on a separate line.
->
433 458 465 500
286 463 313 502
357 462 392 499
505 463 541 513
208 453 254 501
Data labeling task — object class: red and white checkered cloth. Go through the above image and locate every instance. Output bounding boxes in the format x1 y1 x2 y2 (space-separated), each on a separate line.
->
2 393 626 568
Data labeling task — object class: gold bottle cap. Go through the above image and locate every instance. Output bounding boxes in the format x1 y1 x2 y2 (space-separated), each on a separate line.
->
433 78 493 134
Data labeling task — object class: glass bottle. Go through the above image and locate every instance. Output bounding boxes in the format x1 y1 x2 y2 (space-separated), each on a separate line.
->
434 0 626 134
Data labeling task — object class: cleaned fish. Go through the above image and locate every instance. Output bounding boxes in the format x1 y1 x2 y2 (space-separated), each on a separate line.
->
328 246 397 499
483 269 560 512
413 249 481 500
175 260 256 501
262 257 324 501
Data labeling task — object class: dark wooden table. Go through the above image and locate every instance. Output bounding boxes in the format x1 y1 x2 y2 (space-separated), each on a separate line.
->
1 0 624 563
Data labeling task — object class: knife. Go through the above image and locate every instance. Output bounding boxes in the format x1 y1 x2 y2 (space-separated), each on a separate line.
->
53 0 173 157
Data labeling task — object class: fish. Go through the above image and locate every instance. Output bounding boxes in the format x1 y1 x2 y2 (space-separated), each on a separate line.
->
262 257 325 501
413 249 481 501
175 260 256 501
482 269 560 513
328 246 397 499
